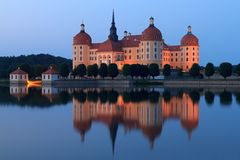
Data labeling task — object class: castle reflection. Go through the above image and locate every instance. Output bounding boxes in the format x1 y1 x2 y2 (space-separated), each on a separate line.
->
72 89 199 151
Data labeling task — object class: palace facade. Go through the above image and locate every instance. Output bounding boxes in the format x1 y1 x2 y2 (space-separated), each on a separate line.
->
72 12 199 72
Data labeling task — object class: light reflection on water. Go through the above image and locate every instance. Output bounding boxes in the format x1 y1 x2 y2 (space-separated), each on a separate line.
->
0 85 240 160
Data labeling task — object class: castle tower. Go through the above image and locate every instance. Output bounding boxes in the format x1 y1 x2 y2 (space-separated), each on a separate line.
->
141 17 163 67
72 23 92 69
180 26 199 71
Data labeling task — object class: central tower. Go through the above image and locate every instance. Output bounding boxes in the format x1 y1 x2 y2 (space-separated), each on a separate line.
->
108 11 118 41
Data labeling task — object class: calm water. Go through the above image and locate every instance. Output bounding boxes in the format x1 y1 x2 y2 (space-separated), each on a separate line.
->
1 85 240 160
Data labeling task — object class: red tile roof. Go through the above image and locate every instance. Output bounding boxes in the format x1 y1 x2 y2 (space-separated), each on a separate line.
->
142 25 162 41
73 31 92 46
11 68 28 75
181 33 199 46
97 38 123 52
121 35 141 48
90 43 101 49
169 45 181 51
42 67 59 74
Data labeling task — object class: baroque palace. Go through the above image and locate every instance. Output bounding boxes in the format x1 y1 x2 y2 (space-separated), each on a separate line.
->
72 12 199 71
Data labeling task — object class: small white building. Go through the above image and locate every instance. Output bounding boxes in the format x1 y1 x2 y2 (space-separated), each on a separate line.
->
10 67 29 84
42 67 59 83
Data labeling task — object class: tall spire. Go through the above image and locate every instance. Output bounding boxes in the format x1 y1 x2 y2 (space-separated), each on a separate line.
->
112 10 115 25
108 10 118 41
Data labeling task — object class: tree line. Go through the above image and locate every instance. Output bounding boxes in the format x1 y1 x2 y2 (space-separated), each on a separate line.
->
72 63 162 79
0 54 72 79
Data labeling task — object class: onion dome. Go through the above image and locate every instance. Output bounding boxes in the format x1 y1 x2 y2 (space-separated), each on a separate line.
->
73 24 92 45
142 17 162 41
181 119 198 140
181 26 199 46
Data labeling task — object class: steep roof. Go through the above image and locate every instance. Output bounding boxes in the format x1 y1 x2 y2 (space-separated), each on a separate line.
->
97 38 123 52
11 68 28 75
42 67 59 75
121 35 141 48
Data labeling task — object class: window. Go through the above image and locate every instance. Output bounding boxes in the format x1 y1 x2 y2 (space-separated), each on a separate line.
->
137 49 139 53
43 75 45 79
186 66 188 69
176 53 177 56
154 42 157 46
193 52 195 56
137 55 140 59
48 75 50 79
80 57 82 61
154 48 157 52
147 48 149 53
129 55 131 60
125 50 127 53
125 56 127 60
74 57 76 61
142 49 144 53
186 58 188 61
147 42 149 46
129 50 131 53
80 46 82 49
74 52 76 55
171 58 173 62
186 47 188 51
80 51 82 55
186 52 188 56
193 47 195 50
193 58 195 61
147 54 149 59
176 58 178 62
154 54 157 59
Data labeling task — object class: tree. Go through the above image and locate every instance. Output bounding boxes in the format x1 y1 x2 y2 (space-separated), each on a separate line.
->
235 64 240 76
20 63 33 78
76 64 87 78
87 65 93 77
219 62 232 79
98 63 108 79
140 65 149 79
34 65 47 77
130 64 137 79
59 63 70 78
92 64 99 78
205 63 215 78
149 63 160 79
108 63 119 79
189 63 200 78
163 64 171 77
122 64 131 78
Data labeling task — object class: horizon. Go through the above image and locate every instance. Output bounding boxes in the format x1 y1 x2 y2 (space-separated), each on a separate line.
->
0 0 240 66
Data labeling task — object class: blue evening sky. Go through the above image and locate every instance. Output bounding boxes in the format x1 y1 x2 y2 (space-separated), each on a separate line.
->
0 0 239 66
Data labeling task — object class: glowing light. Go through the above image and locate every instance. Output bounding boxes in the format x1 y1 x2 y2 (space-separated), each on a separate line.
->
27 80 42 88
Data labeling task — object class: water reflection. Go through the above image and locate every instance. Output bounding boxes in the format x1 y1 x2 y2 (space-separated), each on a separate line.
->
2 85 240 154
72 88 200 151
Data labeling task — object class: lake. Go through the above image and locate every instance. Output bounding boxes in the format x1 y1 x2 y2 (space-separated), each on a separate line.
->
0 85 240 160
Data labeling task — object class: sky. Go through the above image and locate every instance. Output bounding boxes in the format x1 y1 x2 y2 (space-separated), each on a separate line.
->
0 0 240 66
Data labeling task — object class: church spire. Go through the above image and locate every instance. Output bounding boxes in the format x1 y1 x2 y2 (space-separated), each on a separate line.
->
108 10 118 41
112 10 115 25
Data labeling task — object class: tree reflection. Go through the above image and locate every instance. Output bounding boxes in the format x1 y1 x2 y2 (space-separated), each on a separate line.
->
189 91 200 104
220 91 232 106
205 91 215 105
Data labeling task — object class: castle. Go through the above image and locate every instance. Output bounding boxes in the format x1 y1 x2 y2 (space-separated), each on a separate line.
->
72 12 199 72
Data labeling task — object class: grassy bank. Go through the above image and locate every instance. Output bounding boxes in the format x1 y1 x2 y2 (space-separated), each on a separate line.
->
0 79 9 86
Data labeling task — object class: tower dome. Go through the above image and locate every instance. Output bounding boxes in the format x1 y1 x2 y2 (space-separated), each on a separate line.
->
181 26 199 46
142 17 162 41
73 24 92 46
